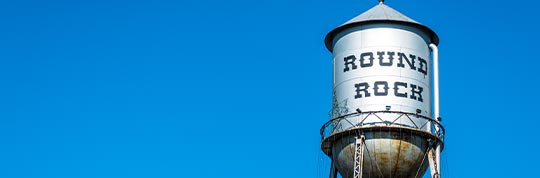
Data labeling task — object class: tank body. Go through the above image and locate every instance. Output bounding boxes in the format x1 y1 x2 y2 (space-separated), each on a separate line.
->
332 23 432 119
321 2 443 178
330 23 434 178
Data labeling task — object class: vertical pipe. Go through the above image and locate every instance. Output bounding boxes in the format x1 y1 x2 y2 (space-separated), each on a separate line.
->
429 43 441 177
429 43 439 122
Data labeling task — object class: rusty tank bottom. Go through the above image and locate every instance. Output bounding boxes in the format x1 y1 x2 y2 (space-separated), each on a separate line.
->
322 128 441 178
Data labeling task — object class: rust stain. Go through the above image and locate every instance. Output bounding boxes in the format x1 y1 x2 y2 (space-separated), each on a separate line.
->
392 136 402 176
329 129 433 178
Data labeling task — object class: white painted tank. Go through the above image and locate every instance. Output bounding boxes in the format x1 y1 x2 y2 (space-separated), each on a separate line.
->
321 1 444 178
332 24 432 116
327 3 438 123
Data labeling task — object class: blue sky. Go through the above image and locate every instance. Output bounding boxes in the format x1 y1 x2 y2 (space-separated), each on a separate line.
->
0 0 538 177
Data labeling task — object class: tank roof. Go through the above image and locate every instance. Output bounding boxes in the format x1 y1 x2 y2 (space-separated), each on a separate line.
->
324 2 439 52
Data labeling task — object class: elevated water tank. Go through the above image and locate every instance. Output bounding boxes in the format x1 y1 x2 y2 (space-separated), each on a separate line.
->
320 1 444 178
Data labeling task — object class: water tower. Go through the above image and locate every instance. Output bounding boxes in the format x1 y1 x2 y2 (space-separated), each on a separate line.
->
320 1 445 178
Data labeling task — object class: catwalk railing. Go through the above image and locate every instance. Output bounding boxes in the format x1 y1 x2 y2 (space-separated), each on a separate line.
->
320 111 445 142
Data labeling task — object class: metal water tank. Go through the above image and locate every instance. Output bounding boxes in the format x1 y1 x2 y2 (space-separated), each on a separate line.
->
320 1 444 178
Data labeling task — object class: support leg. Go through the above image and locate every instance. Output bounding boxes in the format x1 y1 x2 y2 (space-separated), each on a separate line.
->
428 146 440 178
353 135 365 178
329 159 337 178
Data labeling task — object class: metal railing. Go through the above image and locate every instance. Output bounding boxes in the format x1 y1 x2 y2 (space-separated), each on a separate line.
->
320 111 445 142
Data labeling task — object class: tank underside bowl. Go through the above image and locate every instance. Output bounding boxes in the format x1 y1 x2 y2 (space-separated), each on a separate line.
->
322 127 442 178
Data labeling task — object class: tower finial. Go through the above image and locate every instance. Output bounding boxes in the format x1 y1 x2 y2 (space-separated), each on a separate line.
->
379 0 384 4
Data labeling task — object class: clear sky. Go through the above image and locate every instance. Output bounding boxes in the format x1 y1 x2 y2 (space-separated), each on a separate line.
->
0 0 538 178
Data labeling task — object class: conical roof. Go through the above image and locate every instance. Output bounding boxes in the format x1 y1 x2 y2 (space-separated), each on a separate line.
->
324 2 439 52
